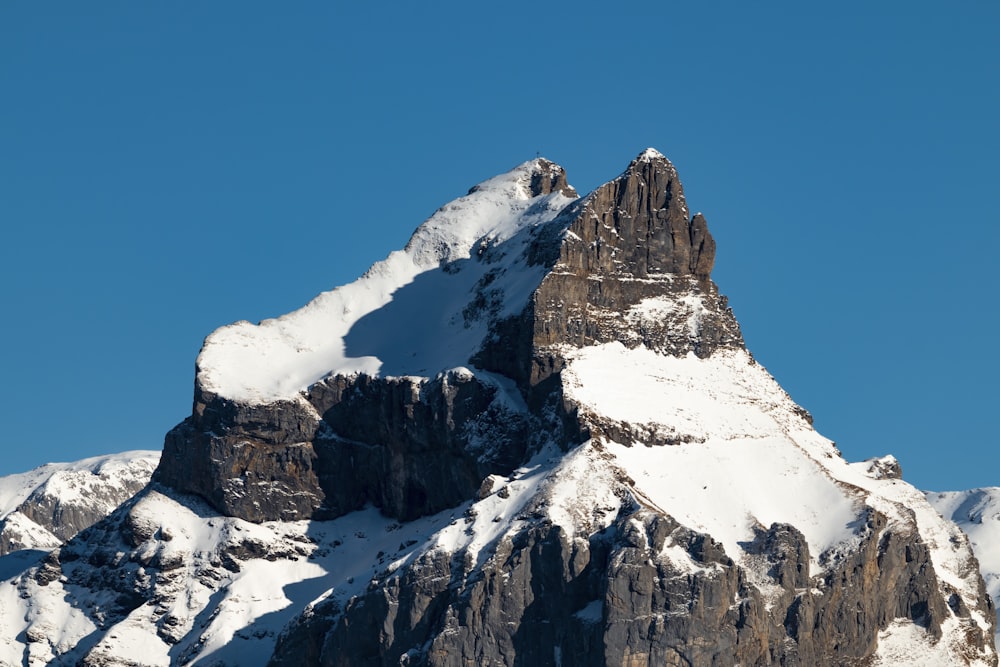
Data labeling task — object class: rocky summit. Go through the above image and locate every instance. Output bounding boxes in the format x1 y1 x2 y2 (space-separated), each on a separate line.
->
0 151 996 666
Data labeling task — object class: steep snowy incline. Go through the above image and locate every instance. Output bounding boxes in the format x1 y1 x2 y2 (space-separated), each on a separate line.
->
0 444 616 667
563 343 860 575
928 488 1000 640
196 159 577 404
0 484 466 666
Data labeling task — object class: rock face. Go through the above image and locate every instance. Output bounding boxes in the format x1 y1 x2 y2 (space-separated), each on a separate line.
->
531 154 738 360
154 159 588 525
154 150 997 666
2 151 995 667
476 150 744 417
158 369 541 524
272 507 952 667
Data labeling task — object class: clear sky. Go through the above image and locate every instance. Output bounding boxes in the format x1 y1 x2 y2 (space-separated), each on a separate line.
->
1 2 997 491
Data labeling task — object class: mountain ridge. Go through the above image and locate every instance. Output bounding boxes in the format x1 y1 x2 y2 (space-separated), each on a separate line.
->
0 451 159 559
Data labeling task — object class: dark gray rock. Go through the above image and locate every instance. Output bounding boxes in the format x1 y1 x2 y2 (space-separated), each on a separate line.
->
156 417 325 523
307 370 536 521
865 456 903 480
528 152 739 359
526 158 578 198
269 505 986 666
157 370 540 523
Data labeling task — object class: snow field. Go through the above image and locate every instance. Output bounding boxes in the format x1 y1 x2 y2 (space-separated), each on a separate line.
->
563 343 863 575
0 485 476 666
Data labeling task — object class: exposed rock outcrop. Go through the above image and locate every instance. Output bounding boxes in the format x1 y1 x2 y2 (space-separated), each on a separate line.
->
476 150 743 410
270 502 978 667
158 370 541 524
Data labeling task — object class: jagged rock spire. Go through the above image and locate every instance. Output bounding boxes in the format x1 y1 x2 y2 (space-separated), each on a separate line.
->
513 150 741 391
577 148 715 278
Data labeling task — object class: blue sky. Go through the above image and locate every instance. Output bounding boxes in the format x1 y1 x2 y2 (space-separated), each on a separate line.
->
1 2 997 491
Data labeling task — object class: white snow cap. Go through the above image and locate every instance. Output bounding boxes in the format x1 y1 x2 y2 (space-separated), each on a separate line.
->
0 451 159 521
196 158 577 404
636 147 667 162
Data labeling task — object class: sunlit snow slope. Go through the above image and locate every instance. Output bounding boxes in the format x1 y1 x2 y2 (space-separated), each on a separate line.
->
196 159 577 403
561 342 994 659
928 488 1000 641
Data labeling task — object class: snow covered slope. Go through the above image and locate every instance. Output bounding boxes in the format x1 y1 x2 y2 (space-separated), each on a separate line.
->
0 451 159 557
196 158 577 403
928 488 1000 642
561 343 995 665
0 483 464 666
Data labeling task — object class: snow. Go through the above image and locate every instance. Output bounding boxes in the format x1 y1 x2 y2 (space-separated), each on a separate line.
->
197 159 578 404
574 600 603 624
562 343 862 575
0 546 48 580
417 443 616 569
0 450 159 562
626 294 707 340
0 345 992 665
779 427 997 639
0 451 159 520
556 340 996 664
871 617 994 667
396 439 624 585
561 339 996 661
636 147 666 162
927 487 1000 642
0 512 61 551
0 485 470 666
0 152 993 665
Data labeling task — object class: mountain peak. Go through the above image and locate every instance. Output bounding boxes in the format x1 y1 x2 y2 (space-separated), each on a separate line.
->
571 147 710 279
3 151 995 667
526 157 577 198
635 146 668 162
162 150 746 523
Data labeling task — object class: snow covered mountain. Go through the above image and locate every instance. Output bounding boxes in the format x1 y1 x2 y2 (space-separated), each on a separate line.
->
0 452 158 559
0 151 995 666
